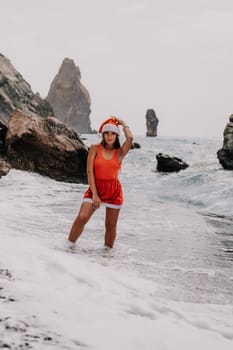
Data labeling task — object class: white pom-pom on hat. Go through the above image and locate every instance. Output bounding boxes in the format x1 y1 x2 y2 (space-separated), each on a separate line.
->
98 118 120 135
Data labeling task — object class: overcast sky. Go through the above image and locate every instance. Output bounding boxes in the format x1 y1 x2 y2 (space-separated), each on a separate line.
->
1 0 233 137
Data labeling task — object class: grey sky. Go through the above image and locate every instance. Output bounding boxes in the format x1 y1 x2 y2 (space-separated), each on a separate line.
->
1 0 233 137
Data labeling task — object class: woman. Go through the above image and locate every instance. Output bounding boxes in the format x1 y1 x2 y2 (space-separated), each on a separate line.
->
67 116 133 249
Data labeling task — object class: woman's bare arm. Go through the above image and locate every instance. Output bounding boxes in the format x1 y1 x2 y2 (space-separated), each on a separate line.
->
87 144 101 208
113 117 133 161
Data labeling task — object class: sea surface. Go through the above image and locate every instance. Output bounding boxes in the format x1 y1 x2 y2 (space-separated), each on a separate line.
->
1 134 233 348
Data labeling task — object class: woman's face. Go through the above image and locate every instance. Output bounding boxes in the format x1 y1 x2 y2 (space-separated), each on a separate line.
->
103 131 117 146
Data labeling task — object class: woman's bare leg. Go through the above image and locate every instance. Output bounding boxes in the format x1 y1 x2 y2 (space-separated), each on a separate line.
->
68 202 96 243
104 207 120 248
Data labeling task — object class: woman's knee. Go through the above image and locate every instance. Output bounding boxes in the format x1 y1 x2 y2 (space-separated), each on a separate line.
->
76 203 94 225
76 212 89 226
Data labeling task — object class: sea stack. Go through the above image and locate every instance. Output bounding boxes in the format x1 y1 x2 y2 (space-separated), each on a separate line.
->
146 109 159 137
217 114 233 170
46 58 92 134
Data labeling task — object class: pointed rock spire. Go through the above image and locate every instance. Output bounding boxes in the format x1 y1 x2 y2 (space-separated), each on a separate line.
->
46 58 92 133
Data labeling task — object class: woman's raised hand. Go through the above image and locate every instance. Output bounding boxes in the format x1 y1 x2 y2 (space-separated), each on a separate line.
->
112 116 126 127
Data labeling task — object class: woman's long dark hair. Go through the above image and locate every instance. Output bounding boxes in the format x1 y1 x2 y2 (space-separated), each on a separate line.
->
101 132 121 149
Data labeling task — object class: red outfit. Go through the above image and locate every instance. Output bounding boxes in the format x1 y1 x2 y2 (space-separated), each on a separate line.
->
83 144 123 208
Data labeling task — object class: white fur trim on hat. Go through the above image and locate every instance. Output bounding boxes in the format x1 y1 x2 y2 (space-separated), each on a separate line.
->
102 124 120 135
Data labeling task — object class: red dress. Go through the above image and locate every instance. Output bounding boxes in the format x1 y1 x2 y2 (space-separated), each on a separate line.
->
83 144 123 209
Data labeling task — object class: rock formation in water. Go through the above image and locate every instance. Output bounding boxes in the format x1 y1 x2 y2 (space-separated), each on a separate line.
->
130 142 141 149
217 114 233 170
0 53 88 183
46 58 92 134
146 109 159 137
6 110 88 183
156 153 189 172
0 53 53 126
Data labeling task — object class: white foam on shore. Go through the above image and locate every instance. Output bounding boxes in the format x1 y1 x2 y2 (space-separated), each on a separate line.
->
1 231 233 349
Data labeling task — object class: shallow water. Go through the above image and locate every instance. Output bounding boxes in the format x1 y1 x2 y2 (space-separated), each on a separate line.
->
1 135 233 307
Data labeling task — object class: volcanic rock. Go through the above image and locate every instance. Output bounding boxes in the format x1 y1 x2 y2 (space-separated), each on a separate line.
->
0 157 11 178
6 110 88 183
146 109 159 137
131 142 141 149
0 121 7 154
0 53 53 126
156 153 189 172
217 114 233 170
46 58 91 134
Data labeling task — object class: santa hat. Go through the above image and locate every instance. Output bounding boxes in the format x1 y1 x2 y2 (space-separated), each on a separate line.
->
98 118 120 135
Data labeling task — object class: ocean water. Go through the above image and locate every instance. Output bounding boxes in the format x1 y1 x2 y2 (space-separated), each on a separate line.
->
1 135 233 349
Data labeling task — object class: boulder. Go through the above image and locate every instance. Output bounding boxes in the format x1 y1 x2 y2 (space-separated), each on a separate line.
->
146 109 159 137
156 153 189 172
46 58 92 133
131 142 141 149
217 114 233 170
0 53 53 125
6 110 88 183
0 157 11 178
